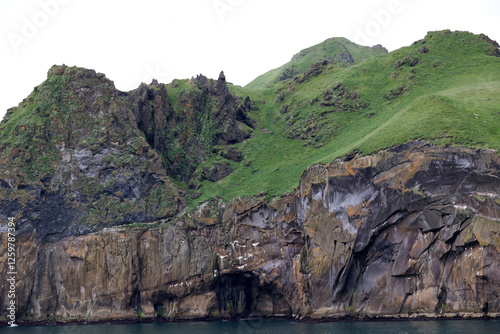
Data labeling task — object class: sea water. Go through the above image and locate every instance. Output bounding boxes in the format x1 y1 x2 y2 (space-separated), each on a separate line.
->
1 319 499 334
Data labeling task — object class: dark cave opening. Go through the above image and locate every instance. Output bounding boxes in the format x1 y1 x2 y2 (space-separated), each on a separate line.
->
216 273 291 318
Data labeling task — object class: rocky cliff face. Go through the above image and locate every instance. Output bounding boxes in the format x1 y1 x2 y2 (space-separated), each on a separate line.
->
0 65 256 241
126 72 256 182
0 65 180 241
2 32 500 324
2 142 499 322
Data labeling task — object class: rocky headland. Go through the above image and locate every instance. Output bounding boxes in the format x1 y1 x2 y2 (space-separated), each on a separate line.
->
1 31 500 324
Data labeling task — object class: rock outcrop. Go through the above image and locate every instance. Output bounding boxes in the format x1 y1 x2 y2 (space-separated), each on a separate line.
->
126 72 256 182
2 142 499 322
0 65 257 241
0 65 179 241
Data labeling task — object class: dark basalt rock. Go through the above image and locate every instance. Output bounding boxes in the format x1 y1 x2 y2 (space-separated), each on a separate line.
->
295 59 333 84
125 71 255 182
394 54 419 70
479 33 500 56
127 81 174 157
213 146 243 162
202 161 233 182
0 64 260 241
0 65 179 241
192 71 256 145
418 45 429 54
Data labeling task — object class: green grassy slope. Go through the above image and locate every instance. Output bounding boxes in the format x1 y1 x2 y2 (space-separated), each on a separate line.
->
189 30 500 207
245 37 388 90
1 30 498 213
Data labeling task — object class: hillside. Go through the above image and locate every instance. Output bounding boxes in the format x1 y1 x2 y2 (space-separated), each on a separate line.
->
2 30 500 221
1 30 500 323
245 37 388 90
193 30 500 205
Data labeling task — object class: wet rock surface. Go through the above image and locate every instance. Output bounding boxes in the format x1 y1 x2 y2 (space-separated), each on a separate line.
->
1 142 499 323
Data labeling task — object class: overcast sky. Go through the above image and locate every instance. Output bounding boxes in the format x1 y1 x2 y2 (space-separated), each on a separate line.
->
1 0 499 120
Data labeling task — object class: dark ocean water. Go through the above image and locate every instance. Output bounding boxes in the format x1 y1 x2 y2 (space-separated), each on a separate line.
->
1 319 499 334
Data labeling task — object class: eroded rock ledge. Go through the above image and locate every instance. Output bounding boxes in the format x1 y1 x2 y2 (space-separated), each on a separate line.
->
1 142 499 323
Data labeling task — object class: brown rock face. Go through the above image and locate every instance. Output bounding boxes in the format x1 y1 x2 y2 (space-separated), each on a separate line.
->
1 143 499 323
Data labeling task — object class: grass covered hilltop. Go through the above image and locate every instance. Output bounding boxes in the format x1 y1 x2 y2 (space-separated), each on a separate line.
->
191 30 500 205
1 30 499 218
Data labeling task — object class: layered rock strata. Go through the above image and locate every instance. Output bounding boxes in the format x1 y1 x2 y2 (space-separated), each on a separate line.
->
1 143 499 322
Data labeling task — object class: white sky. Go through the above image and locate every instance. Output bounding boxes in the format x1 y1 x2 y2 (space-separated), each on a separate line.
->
1 0 499 120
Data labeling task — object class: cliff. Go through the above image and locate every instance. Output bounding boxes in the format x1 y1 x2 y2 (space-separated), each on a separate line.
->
0 65 256 241
1 30 500 324
1 143 499 322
